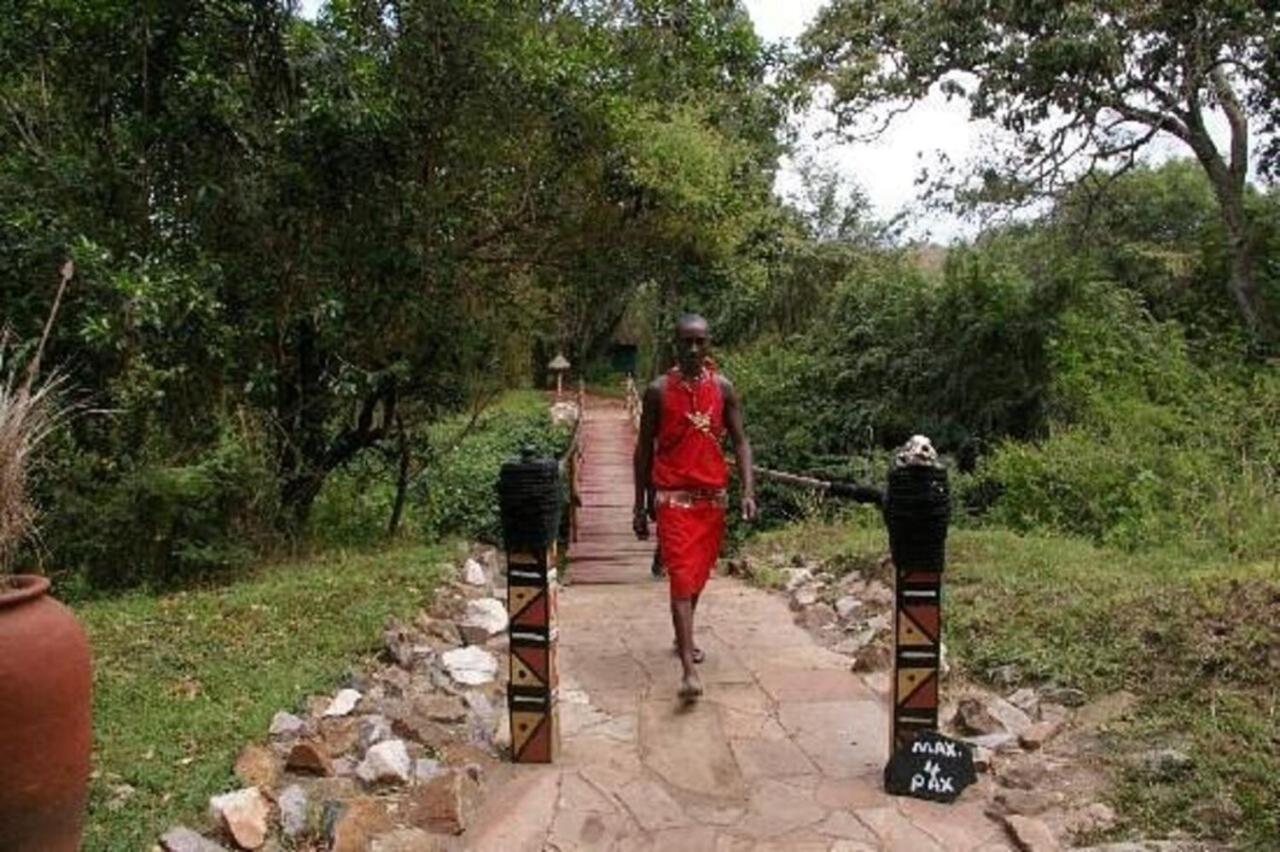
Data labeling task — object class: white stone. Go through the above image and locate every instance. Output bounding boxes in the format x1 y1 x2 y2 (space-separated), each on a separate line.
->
791 586 819 609
207 787 269 850
268 711 305 738
461 558 487 586
356 739 413 785
277 785 308 839
322 688 362 717
441 646 499 685
457 598 508 644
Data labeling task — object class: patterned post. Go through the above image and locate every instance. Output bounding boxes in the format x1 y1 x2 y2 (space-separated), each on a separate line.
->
498 449 561 763
882 440 950 758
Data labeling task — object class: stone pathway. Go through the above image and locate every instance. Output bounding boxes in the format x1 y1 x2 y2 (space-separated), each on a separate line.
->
462 397 1010 851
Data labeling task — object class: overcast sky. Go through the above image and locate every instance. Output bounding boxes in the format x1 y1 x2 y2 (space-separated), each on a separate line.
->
298 0 1230 243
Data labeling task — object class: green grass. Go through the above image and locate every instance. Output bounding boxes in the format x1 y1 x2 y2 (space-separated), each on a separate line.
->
739 516 1280 849
76 542 458 851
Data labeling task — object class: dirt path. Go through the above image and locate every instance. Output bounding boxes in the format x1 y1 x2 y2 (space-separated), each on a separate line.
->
462 397 1008 851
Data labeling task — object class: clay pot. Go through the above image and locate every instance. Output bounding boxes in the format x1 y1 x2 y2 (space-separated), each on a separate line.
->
0 575 92 852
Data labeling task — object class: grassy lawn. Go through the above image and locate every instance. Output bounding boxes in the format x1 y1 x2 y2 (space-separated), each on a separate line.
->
740 514 1280 849
76 542 457 851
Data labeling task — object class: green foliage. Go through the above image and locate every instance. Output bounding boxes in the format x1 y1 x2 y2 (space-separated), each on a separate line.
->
307 391 570 548
45 417 280 597
979 283 1280 558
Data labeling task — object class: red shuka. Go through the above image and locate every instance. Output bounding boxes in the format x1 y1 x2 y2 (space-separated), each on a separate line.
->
652 366 728 599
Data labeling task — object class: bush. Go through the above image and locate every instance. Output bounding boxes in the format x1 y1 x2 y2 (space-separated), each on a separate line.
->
44 416 280 595
307 391 572 549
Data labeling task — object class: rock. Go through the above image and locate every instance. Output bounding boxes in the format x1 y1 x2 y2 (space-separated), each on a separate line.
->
359 715 394 751
332 756 357 777
1003 815 1060 851
405 770 481 835
796 602 837 631
940 640 951 678
382 619 416 668
972 746 994 773
493 711 511 751
461 558 487 586
850 642 891 672
956 696 1032 736
834 595 862 620
414 757 444 781
160 826 229 852
1137 748 1194 780
832 629 875 656
371 828 449 852
323 688 362 717
441 646 498 686
997 756 1048 790
268 711 305 739
320 716 361 756
457 598 508 645
1008 688 1041 717
790 586 819 610
233 745 279 789
464 690 496 727
285 739 334 776
208 787 270 850
327 797 393 852
1041 685 1087 707
782 567 812 592
356 739 413 786
1066 802 1117 837
277 785 309 839
418 694 468 724
965 732 1019 753
1019 719 1063 751
861 580 894 607
955 698 1004 735
990 789 1055 816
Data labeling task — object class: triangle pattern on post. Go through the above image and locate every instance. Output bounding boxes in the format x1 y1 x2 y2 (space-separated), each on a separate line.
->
897 611 933 647
903 604 939 640
902 672 939 709
512 644 549 683
896 667 936 705
510 654 544 689
510 711 545 756
508 585 539 618
511 591 548 628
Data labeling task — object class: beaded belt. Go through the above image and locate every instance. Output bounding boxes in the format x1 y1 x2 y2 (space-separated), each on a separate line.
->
654 488 728 509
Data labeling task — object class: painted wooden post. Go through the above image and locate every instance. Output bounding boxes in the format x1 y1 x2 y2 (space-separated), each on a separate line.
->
498 450 561 763
882 455 950 762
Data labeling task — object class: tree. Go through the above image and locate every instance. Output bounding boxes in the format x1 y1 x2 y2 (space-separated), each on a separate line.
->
798 0 1280 343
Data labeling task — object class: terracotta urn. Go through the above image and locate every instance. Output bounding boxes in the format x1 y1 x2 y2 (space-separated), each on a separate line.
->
0 575 92 851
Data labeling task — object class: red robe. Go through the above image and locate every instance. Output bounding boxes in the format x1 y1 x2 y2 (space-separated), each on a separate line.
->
652 366 728 599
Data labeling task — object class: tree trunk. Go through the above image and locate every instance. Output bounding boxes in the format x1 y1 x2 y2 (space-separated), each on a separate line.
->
387 414 411 538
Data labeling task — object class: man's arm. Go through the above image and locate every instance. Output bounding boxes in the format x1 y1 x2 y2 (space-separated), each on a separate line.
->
721 376 757 521
633 380 663 538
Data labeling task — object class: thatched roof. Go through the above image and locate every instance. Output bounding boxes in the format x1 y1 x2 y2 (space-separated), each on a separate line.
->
548 353 571 371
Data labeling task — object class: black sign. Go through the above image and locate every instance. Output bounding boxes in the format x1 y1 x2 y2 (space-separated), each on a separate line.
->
883 732 977 803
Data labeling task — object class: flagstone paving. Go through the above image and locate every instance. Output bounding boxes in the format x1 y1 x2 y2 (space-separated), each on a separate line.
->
462 398 1010 851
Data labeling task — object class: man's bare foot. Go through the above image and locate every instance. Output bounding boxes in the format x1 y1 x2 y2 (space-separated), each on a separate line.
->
672 640 705 664
678 672 703 702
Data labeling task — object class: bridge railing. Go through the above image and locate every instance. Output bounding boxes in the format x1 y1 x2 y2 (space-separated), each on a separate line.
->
557 380 586 543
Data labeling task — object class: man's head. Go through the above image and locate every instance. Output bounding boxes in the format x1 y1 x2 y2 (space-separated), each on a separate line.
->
674 313 710 376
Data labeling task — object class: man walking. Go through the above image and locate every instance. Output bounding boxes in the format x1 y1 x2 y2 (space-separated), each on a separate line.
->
633 314 756 701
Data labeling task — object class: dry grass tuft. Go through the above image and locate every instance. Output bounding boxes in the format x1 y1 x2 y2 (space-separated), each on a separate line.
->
1 260 74 570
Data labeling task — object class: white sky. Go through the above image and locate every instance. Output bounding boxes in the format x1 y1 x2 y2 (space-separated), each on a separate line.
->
298 0 1235 243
